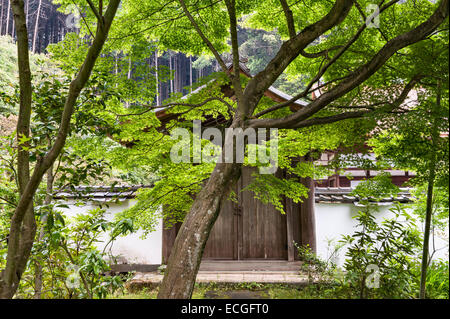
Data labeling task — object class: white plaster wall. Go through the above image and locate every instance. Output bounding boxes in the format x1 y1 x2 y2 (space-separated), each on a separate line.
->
315 202 449 267
59 199 162 265
57 199 448 267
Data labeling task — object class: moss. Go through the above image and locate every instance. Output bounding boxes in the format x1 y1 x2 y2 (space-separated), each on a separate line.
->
113 282 354 299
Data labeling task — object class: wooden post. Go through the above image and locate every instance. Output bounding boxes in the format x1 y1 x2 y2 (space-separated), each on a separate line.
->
162 221 181 264
300 156 317 253
284 170 296 261
236 172 243 260
286 200 296 261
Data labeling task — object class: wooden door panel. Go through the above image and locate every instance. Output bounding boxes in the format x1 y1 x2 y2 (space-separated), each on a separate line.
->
203 198 235 259
240 167 288 260
203 167 289 260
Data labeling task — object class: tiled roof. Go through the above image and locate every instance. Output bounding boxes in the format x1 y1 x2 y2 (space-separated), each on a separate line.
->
266 86 309 107
53 185 152 203
55 185 414 205
315 187 414 204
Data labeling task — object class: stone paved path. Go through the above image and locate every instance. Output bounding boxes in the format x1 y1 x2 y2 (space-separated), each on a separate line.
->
126 271 310 292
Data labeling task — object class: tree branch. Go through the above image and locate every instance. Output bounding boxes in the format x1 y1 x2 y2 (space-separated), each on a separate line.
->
113 97 234 118
70 0 95 38
253 74 351 118
177 0 230 77
242 0 354 116
225 0 244 112
248 0 448 129
284 74 422 129
300 45 343 59
279 0 296 39
86 0 103 26
252 0 400 119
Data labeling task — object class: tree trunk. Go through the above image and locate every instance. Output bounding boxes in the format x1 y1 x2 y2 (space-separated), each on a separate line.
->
155 49 159 105
419 80 441 299
157 161 241 298
0 1 3 35
169 51 174 94
127 55 132 79
419 163 436 299
6 0 10 36
33 161 54 299
25 0 28 28
189 56 193 92
32 0 41 53
0 0 34 299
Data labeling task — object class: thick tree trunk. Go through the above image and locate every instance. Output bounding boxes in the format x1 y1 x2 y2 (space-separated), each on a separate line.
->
157 161 241 298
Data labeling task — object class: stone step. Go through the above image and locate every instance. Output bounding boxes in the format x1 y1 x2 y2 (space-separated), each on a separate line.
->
199 260 303 272
126 271 312 292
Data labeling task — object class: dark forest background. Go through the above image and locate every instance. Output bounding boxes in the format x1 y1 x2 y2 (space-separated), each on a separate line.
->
0 0 298 104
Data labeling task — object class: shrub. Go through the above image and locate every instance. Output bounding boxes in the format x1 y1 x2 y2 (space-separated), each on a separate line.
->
341 204 422 299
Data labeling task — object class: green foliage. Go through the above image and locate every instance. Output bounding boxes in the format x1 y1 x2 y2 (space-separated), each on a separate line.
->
110 70 371 231
16 208 131 299
243 174 307 214
351 172 401 201
0 133 19 258
0 65 130 298
43 1 446 243
192 55 214 71
0 35 57 115
49 33 170 106
413 259 449 299
341 204 422 299
294 242 341 284
410 186 449 231
367 21 449 190
114 0 231 56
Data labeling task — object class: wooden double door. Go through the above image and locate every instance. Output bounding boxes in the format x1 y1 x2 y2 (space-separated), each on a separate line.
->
202 167 301 260
162 167 305 263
